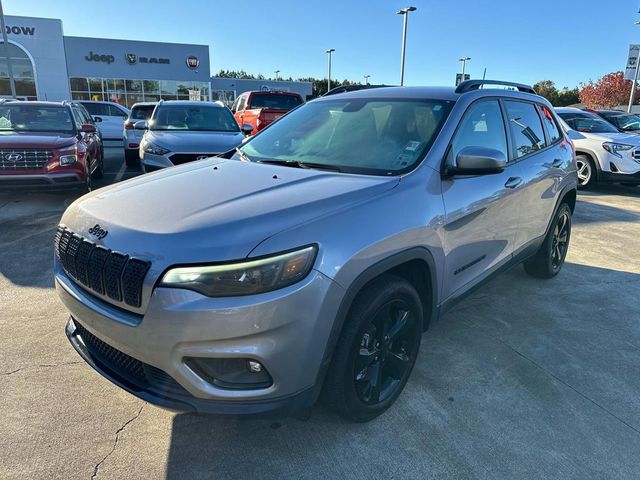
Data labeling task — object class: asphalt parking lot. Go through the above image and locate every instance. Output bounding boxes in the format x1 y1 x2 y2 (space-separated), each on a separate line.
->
1 147 640 479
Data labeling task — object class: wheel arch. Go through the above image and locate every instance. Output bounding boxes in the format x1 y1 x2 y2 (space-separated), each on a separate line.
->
314 248 439 399
575 150 600 180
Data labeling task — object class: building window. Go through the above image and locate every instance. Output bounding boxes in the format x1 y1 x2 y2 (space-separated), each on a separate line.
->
69 77 210 107
0 42 37 101
212 90 236 107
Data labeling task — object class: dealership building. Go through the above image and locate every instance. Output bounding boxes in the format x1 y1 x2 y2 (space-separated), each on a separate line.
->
1 15 312 107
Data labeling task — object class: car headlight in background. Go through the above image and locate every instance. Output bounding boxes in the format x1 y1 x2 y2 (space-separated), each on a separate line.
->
142 142 170 156
58 146 77 166
159 245 317 297
602 142 634 158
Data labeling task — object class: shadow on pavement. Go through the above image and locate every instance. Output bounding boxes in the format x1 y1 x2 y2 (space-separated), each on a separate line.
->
164 262 640 480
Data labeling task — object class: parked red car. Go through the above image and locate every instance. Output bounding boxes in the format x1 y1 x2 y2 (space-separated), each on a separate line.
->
231 91 304 135
0 101 103 191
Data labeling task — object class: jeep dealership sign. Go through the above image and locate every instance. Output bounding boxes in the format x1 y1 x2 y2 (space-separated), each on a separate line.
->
5 25 35 35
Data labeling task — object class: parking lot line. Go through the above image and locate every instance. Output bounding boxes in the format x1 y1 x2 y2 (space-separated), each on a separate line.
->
114 160 127 184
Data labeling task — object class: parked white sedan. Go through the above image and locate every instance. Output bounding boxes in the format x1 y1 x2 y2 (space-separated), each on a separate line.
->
556 107 640 189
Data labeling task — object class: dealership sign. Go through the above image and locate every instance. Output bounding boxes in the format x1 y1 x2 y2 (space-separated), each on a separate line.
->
625 44 640 81
85 51 115 64
186 56 199 69
86 51 170 65
5 26 35 35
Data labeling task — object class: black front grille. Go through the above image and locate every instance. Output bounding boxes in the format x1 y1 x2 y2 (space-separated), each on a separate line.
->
73 320 188 396
55 226 150 308
169 153 218 165
634 149 640 160
0 149 53 170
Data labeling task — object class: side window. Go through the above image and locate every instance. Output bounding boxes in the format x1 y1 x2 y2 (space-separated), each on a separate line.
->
450 100 508 165
71 107 85 128
539 105 561 143
82 103 108 116
237 95 246 112
108 104 127 117
504 100 546 158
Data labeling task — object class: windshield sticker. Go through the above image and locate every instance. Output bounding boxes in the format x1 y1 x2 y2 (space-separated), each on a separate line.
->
404 141 422 152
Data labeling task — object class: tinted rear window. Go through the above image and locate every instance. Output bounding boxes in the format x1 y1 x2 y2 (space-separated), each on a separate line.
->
131 105 156 120
249 94 303 110
81 102 109 116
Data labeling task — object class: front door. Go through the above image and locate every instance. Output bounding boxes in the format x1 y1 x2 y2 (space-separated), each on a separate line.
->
441 99 525 300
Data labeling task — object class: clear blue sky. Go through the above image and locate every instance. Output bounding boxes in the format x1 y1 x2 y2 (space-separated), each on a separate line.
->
6 0 640 88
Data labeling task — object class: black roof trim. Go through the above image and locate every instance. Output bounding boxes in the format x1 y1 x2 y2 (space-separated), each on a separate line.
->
455 79 536 95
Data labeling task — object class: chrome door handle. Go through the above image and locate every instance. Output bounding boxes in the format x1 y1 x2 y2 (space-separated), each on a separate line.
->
504 177 523 189
551 158 563 168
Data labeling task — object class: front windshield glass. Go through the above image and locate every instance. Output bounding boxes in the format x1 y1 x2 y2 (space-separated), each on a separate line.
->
151 105 239 132
238 98 453 175
604 113 640 131
0 105 74 133
558 112 618 133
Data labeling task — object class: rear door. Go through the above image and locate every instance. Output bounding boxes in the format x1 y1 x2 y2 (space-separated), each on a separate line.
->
502 100 571 250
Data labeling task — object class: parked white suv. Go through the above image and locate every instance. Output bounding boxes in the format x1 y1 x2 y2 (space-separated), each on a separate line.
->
556 107 640 188
79 101 130 144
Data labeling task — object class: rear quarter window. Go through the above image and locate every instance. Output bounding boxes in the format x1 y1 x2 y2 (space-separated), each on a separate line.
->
540 105 562 143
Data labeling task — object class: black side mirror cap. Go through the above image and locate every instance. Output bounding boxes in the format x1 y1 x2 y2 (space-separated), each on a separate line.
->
445 146 507 176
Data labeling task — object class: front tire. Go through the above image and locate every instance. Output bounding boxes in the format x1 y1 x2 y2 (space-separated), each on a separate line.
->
324 274 423 422
576 155 596 190
524 203 572 279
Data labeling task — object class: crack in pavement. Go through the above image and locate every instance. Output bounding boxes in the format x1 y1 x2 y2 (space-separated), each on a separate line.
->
91 405 144 480
1 361 82 376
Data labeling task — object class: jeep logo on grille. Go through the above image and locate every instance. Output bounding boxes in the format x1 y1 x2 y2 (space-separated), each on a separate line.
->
4 153 22 161
88 224 108 240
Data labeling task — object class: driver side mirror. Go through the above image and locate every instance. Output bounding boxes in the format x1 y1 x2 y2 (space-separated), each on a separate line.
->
241 123 254 136
93 116 103 123
133 120 148 130
447 146 506 176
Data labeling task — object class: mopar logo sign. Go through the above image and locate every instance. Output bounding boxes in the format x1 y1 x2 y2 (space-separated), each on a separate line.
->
85 51 115 64
5 26 35 36
126 53 138 65
4 153 22 161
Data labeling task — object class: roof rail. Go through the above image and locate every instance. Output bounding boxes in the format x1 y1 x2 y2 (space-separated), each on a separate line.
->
455 79 536 95
323 84 391 97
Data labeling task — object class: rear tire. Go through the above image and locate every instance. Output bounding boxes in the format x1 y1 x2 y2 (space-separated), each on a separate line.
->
323 274 423 422
576 155 596 190
125 149 140 167
524 203 572 279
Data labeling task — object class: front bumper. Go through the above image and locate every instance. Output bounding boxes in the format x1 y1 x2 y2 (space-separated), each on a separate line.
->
56 267 344 415
0 172 84 189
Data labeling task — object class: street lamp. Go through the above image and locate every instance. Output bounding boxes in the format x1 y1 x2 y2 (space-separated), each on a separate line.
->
274 69 280 81
397 6 416 86
364 74 371 85
326 48 335 93
459 56 471 79
629 21 640 112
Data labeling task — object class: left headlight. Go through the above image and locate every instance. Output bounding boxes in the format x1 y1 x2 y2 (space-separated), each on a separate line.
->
159 245 317 297
142 141 170 156
602 142 634 158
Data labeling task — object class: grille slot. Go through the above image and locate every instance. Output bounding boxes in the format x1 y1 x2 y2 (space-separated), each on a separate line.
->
0 149 53 170
169 153 218 165
55 226 150 308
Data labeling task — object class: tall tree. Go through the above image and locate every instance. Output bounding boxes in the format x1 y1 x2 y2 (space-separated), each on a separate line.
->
579 72 632 109
533 80 559 105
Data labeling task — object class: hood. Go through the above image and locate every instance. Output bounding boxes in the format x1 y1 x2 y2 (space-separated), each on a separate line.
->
146 130 244 153
61 158 399 265
569 130 640 144
0 131 76 149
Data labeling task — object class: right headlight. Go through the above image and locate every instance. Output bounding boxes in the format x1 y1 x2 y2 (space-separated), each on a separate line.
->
159 245 317 297
142 141 170 156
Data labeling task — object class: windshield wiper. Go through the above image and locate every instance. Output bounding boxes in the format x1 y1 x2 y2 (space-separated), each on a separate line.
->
257 158 342 172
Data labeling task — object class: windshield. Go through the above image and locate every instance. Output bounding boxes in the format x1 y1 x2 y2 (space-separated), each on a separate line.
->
151 105 239 132
249 93 303 110
558 112 618 133
0 104 74 134
130 105 156 120
238 98 453 175
603 113 640 131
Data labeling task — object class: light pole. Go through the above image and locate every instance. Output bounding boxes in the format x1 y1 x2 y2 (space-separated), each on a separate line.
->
274 69 280 81
629 21 640 113
364 74 371 85
397 6 416 86
0 0 16 99
326 48 335 93
459 56 471 79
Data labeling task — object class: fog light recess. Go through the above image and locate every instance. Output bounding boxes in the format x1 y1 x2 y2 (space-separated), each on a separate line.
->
185 357 272 390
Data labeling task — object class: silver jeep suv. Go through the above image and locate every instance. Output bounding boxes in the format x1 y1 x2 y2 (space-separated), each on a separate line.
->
55 80 577 422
